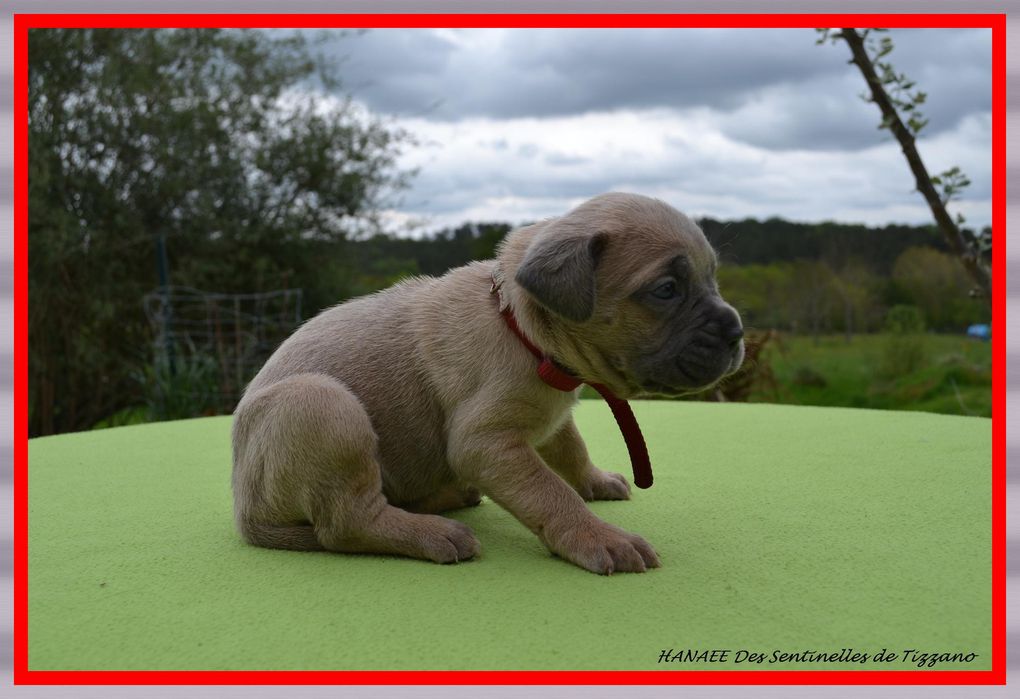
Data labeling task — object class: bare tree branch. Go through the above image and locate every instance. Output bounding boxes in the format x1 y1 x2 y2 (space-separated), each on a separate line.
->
838 27 991 303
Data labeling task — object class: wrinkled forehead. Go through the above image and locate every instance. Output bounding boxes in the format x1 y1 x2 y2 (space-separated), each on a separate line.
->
598 209 718 286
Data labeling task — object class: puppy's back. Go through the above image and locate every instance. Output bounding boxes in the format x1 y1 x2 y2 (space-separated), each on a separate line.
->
244 276 431 394
234 267 496 504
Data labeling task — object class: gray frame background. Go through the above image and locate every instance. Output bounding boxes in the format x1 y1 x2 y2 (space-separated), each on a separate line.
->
0 1 1014 697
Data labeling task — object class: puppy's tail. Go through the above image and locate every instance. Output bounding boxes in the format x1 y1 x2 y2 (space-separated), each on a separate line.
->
241 522 325 552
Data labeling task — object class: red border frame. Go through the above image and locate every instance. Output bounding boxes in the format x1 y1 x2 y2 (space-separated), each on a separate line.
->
11 12 1007 686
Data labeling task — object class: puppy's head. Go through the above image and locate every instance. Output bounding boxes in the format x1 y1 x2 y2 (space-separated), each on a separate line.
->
506 192 744 398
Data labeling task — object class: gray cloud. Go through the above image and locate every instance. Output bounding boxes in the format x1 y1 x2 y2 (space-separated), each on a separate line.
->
323 27 989 151
289 26 991 232
329 28 458 116
381 105 991 233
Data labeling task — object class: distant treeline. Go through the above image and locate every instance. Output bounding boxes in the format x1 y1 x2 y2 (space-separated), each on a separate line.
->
345 222 512 280
346 217 980 280
338 218 989 338
698 217 962 273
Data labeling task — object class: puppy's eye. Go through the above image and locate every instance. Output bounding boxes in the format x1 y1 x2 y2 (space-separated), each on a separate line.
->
652 281 678 299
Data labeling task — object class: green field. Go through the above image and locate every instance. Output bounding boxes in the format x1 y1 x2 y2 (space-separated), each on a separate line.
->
747 333 992 417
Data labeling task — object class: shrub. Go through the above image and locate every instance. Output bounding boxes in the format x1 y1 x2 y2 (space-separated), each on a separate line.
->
134 345 222 421
880 305 928 378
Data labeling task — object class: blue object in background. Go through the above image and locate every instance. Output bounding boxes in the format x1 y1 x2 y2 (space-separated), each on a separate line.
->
966 323 991 341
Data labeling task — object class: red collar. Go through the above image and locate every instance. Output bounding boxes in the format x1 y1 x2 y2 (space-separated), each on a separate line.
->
495 293 654 490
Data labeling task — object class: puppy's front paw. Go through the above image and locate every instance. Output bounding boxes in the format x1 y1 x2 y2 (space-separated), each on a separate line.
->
540 517 660 575
411 514 481 564
577 468 631 501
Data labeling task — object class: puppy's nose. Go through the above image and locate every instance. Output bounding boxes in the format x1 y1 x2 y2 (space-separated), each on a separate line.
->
724 324 744 347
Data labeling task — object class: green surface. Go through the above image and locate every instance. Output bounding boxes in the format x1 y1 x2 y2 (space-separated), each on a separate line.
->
28 402 991 672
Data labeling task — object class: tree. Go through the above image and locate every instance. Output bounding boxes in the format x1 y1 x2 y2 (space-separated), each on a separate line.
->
830 259 882 341
891 246 989 331
717 262 798 332
789 259 840 342
29 29 411 435
818 28 991 304
699 216 947 274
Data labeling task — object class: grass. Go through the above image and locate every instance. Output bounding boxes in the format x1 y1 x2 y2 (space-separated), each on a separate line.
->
748 333 992 417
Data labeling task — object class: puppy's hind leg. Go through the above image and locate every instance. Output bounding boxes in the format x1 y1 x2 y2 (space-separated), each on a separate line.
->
403 485 483 514
232 373 480 563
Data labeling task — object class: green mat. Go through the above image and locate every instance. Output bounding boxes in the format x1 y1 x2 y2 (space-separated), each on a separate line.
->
27 402 991 672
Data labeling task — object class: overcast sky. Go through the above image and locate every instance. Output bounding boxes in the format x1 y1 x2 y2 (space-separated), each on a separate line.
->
311 27 992 235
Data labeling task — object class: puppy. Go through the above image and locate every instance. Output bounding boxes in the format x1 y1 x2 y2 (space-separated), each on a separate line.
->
231 192 744 574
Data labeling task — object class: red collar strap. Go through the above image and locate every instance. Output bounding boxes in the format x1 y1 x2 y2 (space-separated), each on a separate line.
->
498 304 654 489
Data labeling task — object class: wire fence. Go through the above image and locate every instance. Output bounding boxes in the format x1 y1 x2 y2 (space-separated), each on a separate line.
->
142 286 303 415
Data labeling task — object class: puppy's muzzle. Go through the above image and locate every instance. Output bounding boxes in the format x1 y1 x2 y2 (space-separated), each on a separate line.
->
630 297 745 396
722 320 745 347
680 303 745 381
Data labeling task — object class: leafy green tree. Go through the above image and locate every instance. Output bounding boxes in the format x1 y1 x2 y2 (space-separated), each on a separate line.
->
699 216 946 274
29 28 411 435
788 259 841 342
880 304 928 378
717 262 798 331
830 258 883 341
891 246 990 331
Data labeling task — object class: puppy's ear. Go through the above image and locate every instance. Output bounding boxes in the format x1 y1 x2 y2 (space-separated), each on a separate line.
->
515 233 607 322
